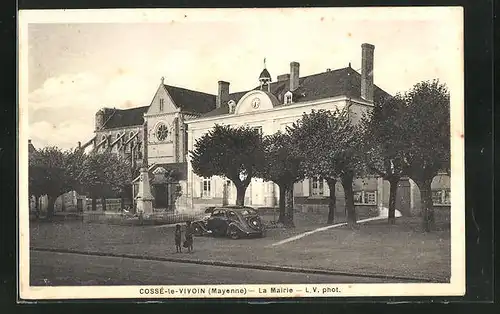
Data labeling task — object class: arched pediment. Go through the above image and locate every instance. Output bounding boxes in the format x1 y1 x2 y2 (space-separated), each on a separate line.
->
234 90 280 115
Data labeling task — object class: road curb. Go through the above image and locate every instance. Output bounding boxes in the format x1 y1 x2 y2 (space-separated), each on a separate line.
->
31 247 447 283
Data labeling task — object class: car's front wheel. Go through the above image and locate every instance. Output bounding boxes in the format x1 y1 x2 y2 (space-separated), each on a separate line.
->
227 225 240 240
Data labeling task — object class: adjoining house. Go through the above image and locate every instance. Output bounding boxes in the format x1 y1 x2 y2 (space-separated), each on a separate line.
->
78 43 450 215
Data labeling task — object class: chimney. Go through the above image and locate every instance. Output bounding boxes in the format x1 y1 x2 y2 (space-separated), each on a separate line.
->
28 139 32 144
290 62 300 91
216 81 230 108
277 74 290 82
361 43 375 102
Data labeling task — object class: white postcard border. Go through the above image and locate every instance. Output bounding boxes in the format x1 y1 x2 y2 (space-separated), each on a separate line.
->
18 7 465 300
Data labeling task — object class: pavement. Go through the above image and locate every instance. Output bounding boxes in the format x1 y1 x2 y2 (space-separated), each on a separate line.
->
30 250 415 286
29 211 451 284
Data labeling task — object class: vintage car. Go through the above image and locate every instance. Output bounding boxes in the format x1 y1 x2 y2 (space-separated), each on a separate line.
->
192 206 266 239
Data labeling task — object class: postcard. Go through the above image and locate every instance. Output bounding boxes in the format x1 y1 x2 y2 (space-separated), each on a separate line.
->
18 7 465 300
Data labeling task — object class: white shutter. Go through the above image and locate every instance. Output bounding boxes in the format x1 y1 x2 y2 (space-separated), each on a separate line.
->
324 179 330 197
193 176 201 198
302 179 310 197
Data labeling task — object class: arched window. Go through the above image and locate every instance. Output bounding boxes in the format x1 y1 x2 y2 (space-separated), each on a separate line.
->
228 100 236 113
284 91 293 105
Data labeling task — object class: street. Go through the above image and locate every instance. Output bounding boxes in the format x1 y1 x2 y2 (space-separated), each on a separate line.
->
30 250 410 286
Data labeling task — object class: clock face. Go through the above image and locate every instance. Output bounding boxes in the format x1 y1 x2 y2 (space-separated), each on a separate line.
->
251 97 260 109
156 124 169 141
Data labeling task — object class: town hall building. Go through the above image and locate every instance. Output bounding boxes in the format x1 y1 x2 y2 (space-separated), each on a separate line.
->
77 43 450 217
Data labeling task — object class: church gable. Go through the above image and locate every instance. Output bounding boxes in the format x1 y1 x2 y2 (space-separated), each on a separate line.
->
146 83 179 116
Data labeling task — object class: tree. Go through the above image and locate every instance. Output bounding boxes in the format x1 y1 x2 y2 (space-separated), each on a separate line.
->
80 150 133 211
360 94 407 224
401 80 450 232
289 108 361 227
258 131 304 227
28 147 83 217
190 124 264 206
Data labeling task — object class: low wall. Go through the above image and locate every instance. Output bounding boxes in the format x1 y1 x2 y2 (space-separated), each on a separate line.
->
82 211 204 226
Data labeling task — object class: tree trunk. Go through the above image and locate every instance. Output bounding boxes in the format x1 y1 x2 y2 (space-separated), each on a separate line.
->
325 178 337 224
46 195 56 218
91 197 97 211
284 184 295 228
341 173 357 228
278 184 286 223
415 178 435 232
101 197 107 212
235 185 247 206
388 177 400 224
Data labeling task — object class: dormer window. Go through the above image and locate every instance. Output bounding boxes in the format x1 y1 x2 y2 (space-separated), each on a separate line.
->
228 100 236 114
159 98 165 111
284 91 293 105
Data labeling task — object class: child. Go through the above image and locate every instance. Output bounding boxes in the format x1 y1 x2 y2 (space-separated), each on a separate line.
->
174 224 182 253
184 221 194 253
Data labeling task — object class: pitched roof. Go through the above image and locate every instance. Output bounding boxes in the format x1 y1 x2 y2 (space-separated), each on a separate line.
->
163 84 216 114
202 67 391 118
101 106 149 130
259 68 272 80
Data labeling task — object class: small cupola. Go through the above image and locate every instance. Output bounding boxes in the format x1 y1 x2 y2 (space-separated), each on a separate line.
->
259 58 272 92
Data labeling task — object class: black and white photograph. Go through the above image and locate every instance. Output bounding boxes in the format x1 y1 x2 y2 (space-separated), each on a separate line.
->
18 7 465 299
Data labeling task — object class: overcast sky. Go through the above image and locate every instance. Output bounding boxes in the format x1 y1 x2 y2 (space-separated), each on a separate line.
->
22 8 463 150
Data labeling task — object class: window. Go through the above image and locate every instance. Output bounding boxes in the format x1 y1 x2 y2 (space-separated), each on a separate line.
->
354 191 377 205
156 123 169 141
202 178 211 198
101 135 107 149
284 91 293 104
432 189 451 205
212 209 224 217
159 98 165 111
252 126 262 136
311 177 325 196
227 211 238 220
240 209 257 216
228 100 236 113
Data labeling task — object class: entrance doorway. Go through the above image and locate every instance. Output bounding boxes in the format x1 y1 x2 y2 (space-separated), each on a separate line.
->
153 184 168 209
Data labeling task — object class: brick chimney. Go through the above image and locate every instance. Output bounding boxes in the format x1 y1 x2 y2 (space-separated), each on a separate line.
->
290 62 300 91
216 81 230 108
361 43 375 102
277 74 290 82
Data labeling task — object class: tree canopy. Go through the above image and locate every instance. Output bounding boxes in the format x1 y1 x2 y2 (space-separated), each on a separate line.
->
259 131 304 225
28 147 84 216
288 108 362 225
360 94 408 224
190 124 264 205
400 79 450 231
29 146 134 215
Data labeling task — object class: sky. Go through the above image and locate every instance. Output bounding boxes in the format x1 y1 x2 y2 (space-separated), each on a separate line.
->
21 8 463 150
